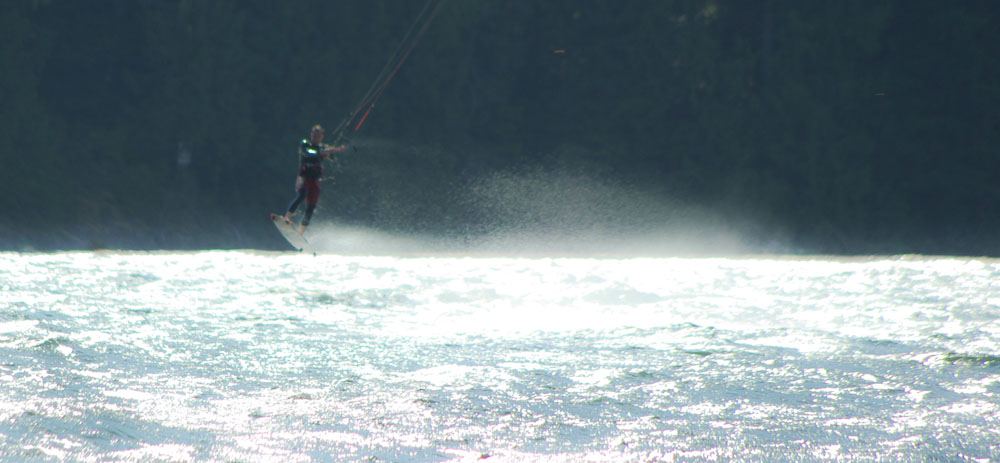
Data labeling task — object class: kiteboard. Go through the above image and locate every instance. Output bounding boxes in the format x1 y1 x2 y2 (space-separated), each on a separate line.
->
270 213 312 252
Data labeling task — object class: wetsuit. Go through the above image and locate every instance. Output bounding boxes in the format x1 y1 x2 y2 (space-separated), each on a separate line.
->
286 139 326 226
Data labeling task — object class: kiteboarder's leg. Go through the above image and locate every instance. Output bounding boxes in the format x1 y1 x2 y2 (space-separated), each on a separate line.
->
285 177 306 222
298 180 321 233
300 204 316 234
285 190 305 222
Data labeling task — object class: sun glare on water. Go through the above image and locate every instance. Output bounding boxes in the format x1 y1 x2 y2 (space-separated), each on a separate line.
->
0 251 998 461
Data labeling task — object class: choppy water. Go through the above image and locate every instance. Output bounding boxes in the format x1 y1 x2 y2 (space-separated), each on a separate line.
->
1 251 998 462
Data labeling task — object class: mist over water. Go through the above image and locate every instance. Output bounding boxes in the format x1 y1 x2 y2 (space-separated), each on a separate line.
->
465 169 749 256
2 251 998 462
312 164 757 257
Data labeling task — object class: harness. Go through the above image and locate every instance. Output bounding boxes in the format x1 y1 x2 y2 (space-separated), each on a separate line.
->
299 139 324 180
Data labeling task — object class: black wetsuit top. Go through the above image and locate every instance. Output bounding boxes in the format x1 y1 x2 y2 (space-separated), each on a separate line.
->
299 139 324 180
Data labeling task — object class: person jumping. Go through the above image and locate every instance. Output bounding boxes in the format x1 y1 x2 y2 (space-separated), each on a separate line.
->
283 124 347 233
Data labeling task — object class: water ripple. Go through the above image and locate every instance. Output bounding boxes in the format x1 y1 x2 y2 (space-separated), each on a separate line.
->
0 251 997 461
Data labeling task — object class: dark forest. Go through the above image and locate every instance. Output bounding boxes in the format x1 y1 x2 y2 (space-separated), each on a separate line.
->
1 1 998 255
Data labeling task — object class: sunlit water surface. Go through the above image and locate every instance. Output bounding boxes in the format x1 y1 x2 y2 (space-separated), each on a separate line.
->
1 251 998 462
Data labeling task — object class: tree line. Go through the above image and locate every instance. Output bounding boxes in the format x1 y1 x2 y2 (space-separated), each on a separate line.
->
1 0 998 254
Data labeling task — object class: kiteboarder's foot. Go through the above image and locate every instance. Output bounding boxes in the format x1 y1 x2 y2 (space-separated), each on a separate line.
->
282 212 293 223
297 224 307 235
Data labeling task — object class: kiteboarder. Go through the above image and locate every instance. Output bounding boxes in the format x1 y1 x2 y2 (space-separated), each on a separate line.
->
283 124 347 233
272 0 446 248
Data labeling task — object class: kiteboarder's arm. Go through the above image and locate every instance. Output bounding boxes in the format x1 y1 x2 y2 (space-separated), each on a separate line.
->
321 144 348 158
